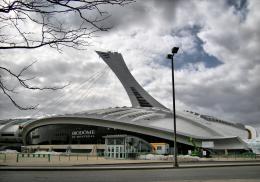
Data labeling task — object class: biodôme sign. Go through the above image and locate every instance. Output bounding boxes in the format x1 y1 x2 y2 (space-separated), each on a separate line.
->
71 129 95 139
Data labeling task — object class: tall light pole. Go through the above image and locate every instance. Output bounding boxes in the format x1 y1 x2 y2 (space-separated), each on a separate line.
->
167 47 179 168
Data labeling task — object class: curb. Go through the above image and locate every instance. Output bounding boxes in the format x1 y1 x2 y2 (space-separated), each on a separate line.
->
1 162 260 171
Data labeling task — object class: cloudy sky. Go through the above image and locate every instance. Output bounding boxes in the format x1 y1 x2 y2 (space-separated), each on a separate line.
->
0 0 260 129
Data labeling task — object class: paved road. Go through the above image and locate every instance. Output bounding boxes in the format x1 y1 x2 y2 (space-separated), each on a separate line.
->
0 166 260 182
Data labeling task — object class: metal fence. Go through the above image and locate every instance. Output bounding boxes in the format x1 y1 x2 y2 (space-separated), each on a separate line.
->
14 153 102 163
16 153 51 162
212 152 257 159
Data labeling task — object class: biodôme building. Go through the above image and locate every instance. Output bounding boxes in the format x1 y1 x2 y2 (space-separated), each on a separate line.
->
0 51 258 158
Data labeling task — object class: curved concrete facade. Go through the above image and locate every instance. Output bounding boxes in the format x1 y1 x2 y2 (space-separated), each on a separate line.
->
19 110 249 150
0 51 257 151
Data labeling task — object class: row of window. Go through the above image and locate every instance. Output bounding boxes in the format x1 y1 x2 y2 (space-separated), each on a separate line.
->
130 87 153 107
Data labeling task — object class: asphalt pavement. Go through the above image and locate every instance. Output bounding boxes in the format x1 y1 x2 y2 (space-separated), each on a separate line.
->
0 165 260 182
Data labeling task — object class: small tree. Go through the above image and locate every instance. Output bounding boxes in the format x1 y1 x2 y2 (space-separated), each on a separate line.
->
0 0 133 110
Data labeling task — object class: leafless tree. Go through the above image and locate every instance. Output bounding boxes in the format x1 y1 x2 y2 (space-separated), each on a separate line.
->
0 61 68 110
0 0 133 110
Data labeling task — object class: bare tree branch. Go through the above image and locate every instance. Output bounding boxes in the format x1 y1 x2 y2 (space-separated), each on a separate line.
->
0 0 133 110
0 62 68 110
0 0 133 50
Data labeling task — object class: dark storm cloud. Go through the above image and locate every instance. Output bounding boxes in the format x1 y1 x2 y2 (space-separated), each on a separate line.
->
227 0 248 10
96 0 181 33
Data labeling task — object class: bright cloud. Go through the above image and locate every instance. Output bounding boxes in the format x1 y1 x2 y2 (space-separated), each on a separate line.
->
0 0 259 131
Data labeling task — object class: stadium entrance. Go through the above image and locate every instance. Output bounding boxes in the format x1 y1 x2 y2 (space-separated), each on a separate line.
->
104 135 152 159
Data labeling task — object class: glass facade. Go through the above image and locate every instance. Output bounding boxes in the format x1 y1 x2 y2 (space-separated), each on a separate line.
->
25 124 193 155
26 124 165 145
104 135 152 159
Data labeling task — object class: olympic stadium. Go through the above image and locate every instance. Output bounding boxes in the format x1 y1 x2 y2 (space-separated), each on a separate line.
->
0 51 259 158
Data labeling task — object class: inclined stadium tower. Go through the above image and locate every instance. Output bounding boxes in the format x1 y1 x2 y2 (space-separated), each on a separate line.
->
0 51 258 155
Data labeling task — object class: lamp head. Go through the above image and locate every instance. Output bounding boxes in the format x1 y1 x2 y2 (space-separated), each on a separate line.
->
167 54 173 59
171 47 179 54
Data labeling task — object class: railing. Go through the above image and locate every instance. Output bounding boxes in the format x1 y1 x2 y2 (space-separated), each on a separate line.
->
16 153 51 162
1 152 258 164
14 153 103 163
212 152 257 160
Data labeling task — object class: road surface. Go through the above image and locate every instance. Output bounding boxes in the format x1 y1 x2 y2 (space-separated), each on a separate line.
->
0 166 260 182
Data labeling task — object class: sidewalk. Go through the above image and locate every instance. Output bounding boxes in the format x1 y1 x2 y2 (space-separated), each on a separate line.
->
1 153 260 170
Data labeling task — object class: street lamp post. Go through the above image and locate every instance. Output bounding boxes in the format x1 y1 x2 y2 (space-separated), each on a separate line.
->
167 47 179 168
